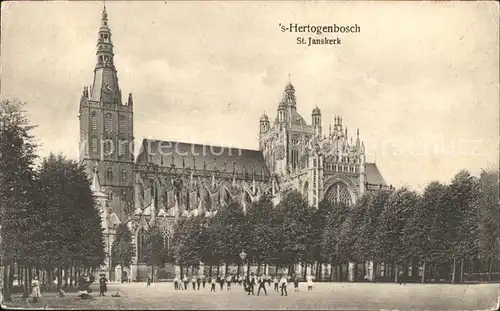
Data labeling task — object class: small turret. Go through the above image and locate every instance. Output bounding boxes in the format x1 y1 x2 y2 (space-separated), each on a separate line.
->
277 101 287 123
312 106 322 138
260 112 270 133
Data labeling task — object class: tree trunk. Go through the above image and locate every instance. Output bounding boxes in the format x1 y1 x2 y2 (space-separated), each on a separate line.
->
28 266 33 293
225 262 228 276
121 260 124 282
488 257 493 281
372 262 378 282
208 265 212 278
394 263 398 283
3 263 12 302
330 262 335 282
22 266 29 297
64 267 69 288
216 265 220 276
421 262 426 284
58 267 63 290
451 258 456 283
459 259 464 283
339 264 343 282
17 264 22 287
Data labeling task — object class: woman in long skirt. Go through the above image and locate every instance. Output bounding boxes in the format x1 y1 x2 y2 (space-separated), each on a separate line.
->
31 277 42 303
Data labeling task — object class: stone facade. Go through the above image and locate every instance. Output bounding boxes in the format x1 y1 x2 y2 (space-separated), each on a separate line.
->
79 7 392 281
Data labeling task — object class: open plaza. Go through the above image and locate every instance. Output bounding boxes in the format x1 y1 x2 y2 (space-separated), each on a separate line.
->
2 282 498 310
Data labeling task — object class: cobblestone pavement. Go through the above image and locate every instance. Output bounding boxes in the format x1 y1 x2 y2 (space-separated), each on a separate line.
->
2 282 498 310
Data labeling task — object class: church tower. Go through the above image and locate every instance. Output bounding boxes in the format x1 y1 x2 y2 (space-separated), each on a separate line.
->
79 4 134 221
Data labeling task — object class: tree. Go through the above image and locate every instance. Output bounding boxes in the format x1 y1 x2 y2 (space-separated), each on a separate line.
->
321 200 350 281
0 99 38 301
247 195 275 267
111 223 135 282
35 153 105 289
278 191 315 272
209 202 249 272
355 191 390 281
405 181 448 282
477 169 500 279
309 199 332 279
447 170 480 282
376 188 419 282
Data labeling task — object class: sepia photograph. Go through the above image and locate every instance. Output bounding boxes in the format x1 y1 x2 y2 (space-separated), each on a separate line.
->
0 0 499 310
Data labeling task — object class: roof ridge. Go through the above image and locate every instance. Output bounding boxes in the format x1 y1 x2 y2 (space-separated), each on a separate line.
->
142 138 261 152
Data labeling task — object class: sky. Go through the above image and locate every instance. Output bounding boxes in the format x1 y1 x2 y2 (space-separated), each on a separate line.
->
1 1 498 191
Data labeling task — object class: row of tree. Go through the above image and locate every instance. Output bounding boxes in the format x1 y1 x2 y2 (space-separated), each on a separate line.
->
137 168 499 283
1 100 106 301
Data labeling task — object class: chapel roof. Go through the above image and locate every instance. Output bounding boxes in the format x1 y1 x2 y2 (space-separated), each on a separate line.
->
365 163 387 186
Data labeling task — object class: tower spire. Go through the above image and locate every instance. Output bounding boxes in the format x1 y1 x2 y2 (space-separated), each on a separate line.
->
102 0 107 25
90 3 121 105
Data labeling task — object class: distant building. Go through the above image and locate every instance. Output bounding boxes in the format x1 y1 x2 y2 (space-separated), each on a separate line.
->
78 6 392 281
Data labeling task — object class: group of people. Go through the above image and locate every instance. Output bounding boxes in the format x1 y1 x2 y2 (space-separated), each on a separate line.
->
171 273 315 296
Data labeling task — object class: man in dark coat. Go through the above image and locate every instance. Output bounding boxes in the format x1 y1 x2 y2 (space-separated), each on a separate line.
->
99 274 108 296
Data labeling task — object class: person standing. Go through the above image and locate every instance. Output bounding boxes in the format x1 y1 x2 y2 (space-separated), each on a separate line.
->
280 275 288 296
226 275 232 291
147 275 152 287
202 275 206 289
196 275 201 290
210 277 216 292
292 275 299 292
273 276 279 292
218 275 224 291
31 277 42 303
182 275 189 290
306 274 314 291
173 275 179 290
398 270 406 285
99 274 108 296
257 275 267 296
191 275 197 290
248 275 255 296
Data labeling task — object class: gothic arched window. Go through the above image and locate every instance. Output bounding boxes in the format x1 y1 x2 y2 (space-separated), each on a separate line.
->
118 139 126 157
303 181 309 203
137 228 145 262
91 112 97 131
121 169 127 181
325 182 352 206
107 190 113 201
91 136 98 153
103 138 113 155
107 168 113 181
119 115 126 133
105 113 112 132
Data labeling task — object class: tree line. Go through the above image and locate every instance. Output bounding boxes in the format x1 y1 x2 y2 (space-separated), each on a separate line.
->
138 170 499 284
1 100 105 302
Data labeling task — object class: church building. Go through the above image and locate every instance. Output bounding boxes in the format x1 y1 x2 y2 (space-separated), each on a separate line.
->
78 6 391 281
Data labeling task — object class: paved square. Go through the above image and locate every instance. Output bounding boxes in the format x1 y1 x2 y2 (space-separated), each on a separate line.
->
3 282 498 310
